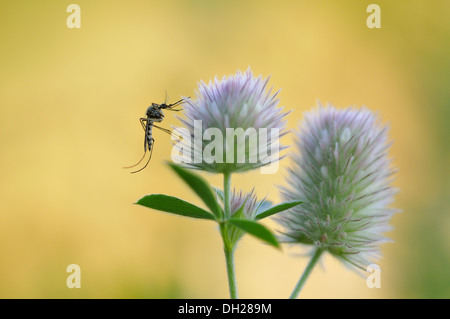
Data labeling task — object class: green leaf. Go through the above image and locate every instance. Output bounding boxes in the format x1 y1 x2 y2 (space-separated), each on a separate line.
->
168 163 222 219
228 219 280 248
231 202 245 220
136 194 215 220
256 201 304 220
255 199 273 215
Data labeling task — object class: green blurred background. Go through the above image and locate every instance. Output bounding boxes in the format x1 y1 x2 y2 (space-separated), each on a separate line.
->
0 0 448 298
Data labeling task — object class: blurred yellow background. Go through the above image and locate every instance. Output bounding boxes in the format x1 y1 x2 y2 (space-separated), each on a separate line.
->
0 0 448 298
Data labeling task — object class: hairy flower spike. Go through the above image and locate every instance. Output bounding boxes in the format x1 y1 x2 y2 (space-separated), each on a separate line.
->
175 67 288 173
278 104 399 271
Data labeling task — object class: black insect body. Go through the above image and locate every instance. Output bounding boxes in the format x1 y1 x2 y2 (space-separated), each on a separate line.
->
125 97 187 173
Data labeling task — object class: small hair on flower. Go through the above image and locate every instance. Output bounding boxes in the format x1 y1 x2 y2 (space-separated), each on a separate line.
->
278 103 399 272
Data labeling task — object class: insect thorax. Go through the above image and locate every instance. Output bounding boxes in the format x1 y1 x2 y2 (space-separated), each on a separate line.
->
146 105 164 121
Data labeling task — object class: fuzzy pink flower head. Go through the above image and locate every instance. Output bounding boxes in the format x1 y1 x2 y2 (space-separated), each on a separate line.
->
174 68 288 173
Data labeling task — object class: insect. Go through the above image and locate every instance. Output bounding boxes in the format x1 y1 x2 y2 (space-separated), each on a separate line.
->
125 95 188 173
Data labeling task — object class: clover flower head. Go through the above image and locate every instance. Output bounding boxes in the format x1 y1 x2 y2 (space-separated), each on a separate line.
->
278 104 399 271
175 67 288 173
219 188 271 248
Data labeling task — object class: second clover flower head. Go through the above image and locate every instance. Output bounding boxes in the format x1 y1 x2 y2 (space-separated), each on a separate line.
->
278 104 399 272
223 188 271 248
174 67 289 174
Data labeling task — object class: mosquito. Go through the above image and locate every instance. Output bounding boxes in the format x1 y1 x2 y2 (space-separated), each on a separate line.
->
125 94 188 173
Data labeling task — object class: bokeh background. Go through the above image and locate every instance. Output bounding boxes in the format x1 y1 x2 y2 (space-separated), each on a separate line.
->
0 0 449 298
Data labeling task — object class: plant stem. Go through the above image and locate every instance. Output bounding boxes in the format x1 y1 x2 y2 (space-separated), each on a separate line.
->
223 172 231 219
222 237 237 299
221 172 237 298
289 249 322 299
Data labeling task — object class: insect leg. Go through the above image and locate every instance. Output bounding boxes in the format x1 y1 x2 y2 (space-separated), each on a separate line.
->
153 124 172 135
153 124 184 140
131 138 154 174
140 118 148 131
123 152 147 169
123 118 149 169
166 97 190 109
168 99 184 107
123 133 148 168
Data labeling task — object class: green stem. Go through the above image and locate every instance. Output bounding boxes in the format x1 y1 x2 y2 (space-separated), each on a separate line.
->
223 172 231 219
289 249 322 299
222 236 237 299
221 172 237 298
